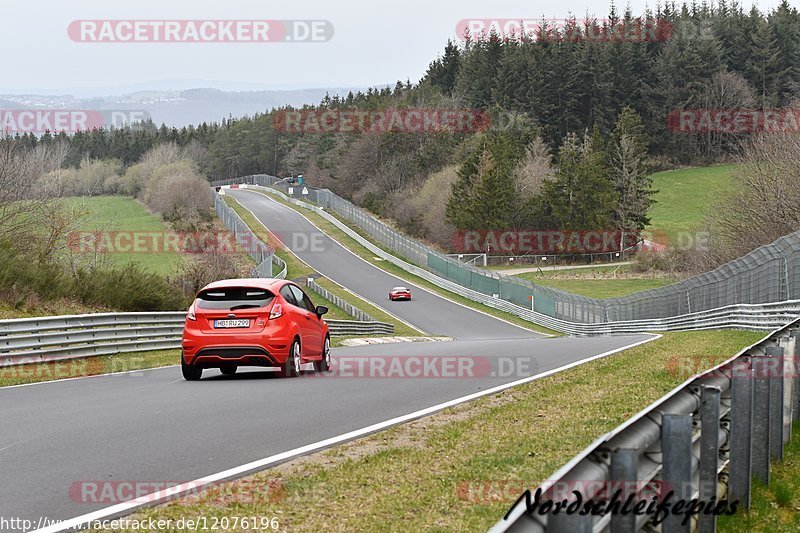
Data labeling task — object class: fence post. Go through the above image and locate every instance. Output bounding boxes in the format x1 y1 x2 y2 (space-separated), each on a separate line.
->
751 352 772 484
699 385 721 533
792 330 800 424
661 413 692 533
778 332 796 443
766 345 785 461
609 448 638 533
728 357 753 509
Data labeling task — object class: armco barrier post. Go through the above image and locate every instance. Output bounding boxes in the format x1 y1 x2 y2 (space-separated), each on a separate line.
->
751 353 771 484
609 448 638 533
794 331 800 425
766 345 785 460
728 357 753 509
778 331 796 441
699 385 721 533
661 413 692 533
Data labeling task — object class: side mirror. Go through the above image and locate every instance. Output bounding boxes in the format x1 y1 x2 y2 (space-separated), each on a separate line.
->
315 305 328 317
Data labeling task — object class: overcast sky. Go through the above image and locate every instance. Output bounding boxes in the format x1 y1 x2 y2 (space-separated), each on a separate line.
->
1 0 775 96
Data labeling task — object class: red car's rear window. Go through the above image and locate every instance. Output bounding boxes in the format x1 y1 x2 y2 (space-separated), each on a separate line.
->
197 287 275 310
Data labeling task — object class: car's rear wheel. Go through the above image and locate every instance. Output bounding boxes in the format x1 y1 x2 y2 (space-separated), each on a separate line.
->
181 357 203 381
282 338 302 377
316 335 331 372
220 364 237 376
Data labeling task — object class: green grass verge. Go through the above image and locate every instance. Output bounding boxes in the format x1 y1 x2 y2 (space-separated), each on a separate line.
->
518 277 672 298
0 349 178 388
104 330 762 532
253 190 561 337
512 265 675 299
647 164 737 243
718 420 800 532
62 196 185 275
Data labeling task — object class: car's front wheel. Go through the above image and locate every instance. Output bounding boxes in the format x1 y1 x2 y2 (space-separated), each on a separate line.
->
181 357 203 381
282 338 302 377
316 335 331 372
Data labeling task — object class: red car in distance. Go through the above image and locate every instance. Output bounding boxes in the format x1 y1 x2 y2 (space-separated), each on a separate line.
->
388 286 412 301
181 278 330 381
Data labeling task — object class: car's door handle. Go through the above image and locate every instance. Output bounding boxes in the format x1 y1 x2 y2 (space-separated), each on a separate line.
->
304 313 311 319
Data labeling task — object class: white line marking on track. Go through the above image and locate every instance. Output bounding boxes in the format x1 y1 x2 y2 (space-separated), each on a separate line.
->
34 334 659 533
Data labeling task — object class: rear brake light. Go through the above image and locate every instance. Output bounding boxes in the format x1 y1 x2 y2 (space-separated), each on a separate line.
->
187 302 196 321
269 303 283 320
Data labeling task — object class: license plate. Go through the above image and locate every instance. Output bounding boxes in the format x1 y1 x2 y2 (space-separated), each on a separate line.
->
214 319 250 328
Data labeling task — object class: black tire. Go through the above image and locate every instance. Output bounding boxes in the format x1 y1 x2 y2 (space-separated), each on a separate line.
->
220 364 237 376
316 335 331 372
282 338 302 377
181 357 203 381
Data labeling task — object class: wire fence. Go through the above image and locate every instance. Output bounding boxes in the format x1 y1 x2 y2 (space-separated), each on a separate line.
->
213 175 800 325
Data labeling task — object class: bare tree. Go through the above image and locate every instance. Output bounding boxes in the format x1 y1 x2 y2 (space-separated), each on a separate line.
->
513 136 553 200
703 122 800 269
0 139 69 246
697 71 757 160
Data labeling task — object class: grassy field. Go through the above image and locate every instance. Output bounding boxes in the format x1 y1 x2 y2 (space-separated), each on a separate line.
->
102 330 762 532
513 265 676 299
647 164 737 243
63 196 185 275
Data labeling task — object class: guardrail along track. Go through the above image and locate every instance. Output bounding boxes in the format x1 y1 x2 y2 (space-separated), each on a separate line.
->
0 313 394 368
492 317 800 532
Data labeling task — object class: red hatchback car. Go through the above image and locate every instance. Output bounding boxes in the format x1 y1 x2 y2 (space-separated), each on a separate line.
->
181 278 330 381
388 286 412 301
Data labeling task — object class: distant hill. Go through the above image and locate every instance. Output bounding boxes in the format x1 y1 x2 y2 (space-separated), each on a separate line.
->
0 87 370 127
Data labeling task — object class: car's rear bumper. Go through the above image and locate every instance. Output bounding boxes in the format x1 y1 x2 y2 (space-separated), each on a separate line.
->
182 329 292 367
185 346 283 368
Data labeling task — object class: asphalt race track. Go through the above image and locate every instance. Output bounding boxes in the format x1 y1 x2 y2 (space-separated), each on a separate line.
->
227 188 533 341
0 188 653 528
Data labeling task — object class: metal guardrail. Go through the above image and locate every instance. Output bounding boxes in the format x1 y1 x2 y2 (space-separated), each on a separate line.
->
245 185 800 335
212 189 287 279
0 312 185 367
0 313 394 367
492 316 800 532
305 279 378 322
324 319 394 336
